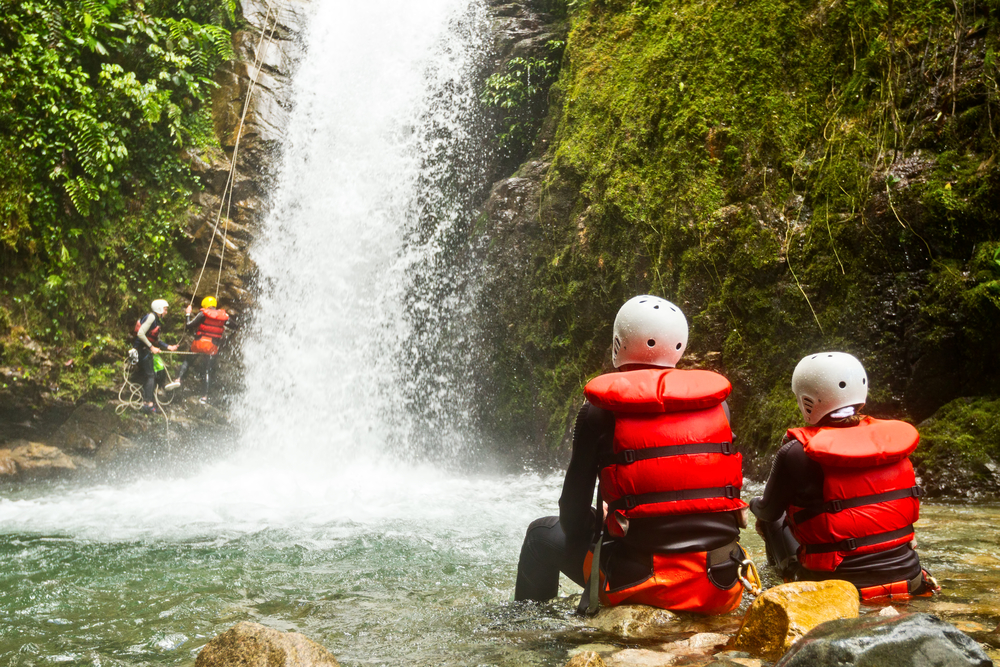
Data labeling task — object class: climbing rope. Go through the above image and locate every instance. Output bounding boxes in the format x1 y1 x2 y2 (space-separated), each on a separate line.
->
115 350 178 424
190 1 281 306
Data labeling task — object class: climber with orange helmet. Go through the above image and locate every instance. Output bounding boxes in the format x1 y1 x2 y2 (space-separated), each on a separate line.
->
164 296 230 403
749 352 939 600
132 299 179 414
514 295 749 614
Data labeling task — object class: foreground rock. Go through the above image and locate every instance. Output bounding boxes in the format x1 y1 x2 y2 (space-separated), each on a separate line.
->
775 612 993 666
732 580 859 661
590 605 678 639
195 621 339 667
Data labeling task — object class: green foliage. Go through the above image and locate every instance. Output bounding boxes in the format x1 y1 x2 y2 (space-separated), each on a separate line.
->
0 0 232 344
481 41 565 157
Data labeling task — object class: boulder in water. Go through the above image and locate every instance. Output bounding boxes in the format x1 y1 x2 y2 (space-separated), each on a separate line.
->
589 604 678 639
565 650 607 667
195 621 339 667
774 612 993 666
732 580 859 661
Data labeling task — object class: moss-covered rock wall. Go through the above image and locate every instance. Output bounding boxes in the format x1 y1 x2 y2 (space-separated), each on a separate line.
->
478 0 1000 477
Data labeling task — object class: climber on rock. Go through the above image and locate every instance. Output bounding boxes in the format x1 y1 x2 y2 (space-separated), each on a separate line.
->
133 299 178 415
749 352 940 600
164 296 230 404
514 295 750 614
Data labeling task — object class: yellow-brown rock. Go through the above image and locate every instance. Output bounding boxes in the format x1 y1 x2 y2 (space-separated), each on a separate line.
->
565 650 607 667
732 580 859 661
195 621 339 667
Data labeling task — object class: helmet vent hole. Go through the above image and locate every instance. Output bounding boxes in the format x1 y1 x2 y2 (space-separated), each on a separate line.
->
653 304 660 309
862 378 866 385
675 342 682 350
614 336 622 356
839 381 846 388
647 339 656 347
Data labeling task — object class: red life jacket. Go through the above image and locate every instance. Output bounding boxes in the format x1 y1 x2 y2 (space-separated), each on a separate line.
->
584 368 746 531
196 307 229 340
785 417 922 572
134 313 161 343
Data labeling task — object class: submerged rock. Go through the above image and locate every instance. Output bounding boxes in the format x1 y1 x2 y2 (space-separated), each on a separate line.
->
589 604 678 639
565 651 607 667
732 580 859 661
774 612 993 666
195 621 339 667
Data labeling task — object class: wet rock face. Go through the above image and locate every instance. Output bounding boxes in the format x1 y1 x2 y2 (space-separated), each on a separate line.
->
775 612 993 667
192 0 310 316
733 580 860 662
0 441 76 480
195 621 340 667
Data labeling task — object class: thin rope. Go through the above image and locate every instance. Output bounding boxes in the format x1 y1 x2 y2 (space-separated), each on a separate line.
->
191 1 279 306
217 4 280 298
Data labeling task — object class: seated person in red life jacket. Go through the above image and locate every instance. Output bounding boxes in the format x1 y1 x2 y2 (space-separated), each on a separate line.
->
514 295 749 615
163 295 230 403
133 299 179 415
749 352 939 600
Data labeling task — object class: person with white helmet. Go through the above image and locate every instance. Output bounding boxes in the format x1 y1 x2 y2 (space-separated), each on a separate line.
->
514 295 749 614
163 296 232 404
132 299 179 414
749 352 939 600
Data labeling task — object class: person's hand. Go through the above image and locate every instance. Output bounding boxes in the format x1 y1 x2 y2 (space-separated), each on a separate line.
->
185 305 192 316
167 344 178 352
150 346 161 354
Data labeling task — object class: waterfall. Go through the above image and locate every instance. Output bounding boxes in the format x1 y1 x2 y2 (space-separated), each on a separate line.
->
237 0 491 467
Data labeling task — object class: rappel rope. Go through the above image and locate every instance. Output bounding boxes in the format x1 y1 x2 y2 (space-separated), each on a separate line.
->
116 351 176 428
190 2 280 306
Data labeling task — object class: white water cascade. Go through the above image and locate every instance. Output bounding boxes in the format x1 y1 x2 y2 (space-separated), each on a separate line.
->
0 0 557 540
0 4 573 664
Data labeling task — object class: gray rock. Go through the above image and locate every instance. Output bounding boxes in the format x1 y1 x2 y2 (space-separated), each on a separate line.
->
775 612 992 666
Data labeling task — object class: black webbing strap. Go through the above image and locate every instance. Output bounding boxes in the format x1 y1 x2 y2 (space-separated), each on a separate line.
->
612 441 734 465
802 525 915 554
792 486 924 525
607 485 740 513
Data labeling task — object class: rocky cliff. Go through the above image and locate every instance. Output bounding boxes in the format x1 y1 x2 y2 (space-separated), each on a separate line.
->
477 0 1000 488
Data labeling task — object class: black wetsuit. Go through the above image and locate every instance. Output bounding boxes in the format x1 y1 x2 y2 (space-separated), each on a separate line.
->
514 401 742 601
132 312 165 404
749 421 924 589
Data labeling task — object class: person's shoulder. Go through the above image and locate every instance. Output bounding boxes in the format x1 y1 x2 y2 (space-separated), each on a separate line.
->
578 401 615 431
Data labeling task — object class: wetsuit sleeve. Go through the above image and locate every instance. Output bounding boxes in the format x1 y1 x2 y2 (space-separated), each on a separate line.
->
136 314 155 349
186 312 205 329
559 402 614 546
749 438 823 521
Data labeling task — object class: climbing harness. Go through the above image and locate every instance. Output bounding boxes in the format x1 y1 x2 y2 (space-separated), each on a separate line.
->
190 1 280 307
736 552 763 598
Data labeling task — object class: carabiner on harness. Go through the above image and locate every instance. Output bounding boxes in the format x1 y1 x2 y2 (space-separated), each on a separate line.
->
738 558 763 597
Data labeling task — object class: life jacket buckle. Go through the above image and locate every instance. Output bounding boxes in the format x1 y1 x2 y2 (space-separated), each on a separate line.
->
724 485 736 499
722 441 733 455
830 499 843 512
912 485 924 498
623 450 636 464
846 537 858 551
624 495 636 510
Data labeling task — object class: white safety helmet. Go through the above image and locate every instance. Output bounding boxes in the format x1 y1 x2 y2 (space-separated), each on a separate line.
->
791 352 868 425
151 299 169 315
612 295 688 368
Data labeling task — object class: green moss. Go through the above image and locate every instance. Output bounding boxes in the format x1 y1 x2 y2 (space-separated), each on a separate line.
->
913 396 1000 496
481 0 1000 471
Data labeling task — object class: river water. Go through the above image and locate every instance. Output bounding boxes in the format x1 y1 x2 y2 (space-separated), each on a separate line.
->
1 0 998 665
